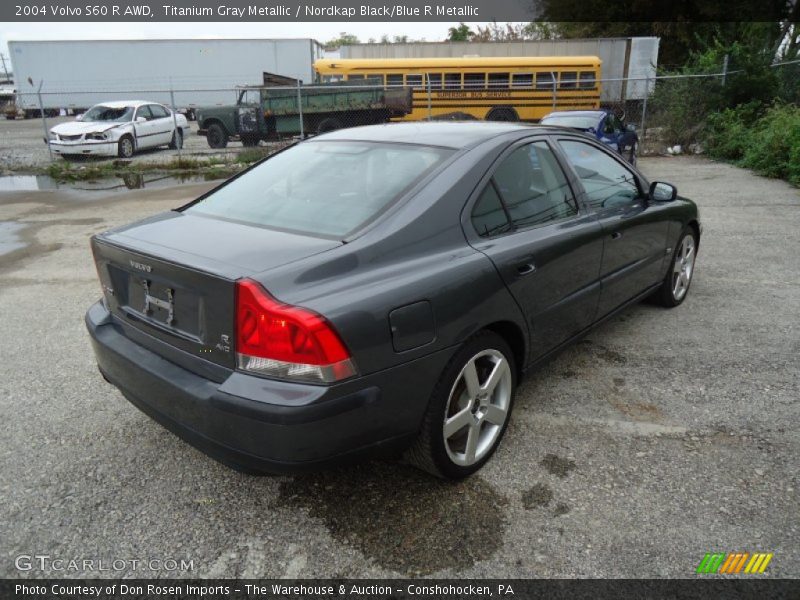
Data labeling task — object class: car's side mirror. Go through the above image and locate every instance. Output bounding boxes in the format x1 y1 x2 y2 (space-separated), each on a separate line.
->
135 117 147 123
75 113 83 121
649 181 677 202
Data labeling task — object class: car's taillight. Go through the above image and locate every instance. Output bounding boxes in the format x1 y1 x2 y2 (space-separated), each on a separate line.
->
235 279 357 384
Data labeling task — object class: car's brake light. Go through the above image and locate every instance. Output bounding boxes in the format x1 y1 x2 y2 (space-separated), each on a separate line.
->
235 279 357 384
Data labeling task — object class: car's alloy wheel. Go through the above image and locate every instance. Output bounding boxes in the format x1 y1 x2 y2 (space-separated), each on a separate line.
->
653 227 698 307
118 136 134 159
406 330 516 479
671 233 696 302
443 349 512 467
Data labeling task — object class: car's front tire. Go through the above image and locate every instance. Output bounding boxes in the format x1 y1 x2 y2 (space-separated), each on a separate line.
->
117 135 135 159
654 227 698 307
406 330 516 479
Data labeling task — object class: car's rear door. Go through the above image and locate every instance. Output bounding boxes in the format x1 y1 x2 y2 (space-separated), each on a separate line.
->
555 137 670 318
148 104 175 145
465 137 604 361
133 105 157 149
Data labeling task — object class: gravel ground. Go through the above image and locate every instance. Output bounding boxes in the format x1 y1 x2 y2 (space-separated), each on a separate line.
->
0 116 261 171
0 156 797 579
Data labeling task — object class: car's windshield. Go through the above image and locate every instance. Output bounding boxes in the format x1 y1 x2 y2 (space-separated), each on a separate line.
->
185 141 454 238
541 115 600 130
82 105 134 122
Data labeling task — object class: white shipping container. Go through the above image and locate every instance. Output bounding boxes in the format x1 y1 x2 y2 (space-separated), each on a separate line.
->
8 38 323 112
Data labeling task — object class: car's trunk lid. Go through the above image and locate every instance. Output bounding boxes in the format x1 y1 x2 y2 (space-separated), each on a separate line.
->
91 211 341 374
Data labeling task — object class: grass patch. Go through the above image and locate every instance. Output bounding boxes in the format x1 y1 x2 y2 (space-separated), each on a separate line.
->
39 149 277 183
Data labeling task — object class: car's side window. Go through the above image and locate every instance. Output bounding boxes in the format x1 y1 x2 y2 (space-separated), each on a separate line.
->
472 141 580 238
472 182 511 237
136 106 153 121
558 140 640 210
493 141 578 229
149 104 169 119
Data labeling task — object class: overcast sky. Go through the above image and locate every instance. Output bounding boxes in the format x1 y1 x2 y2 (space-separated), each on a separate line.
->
0 22 513 66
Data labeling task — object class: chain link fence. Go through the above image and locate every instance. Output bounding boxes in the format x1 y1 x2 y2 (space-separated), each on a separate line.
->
2 61 797 169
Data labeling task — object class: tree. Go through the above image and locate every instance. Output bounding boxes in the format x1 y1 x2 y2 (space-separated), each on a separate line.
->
447 23 473 42
324 32 360 50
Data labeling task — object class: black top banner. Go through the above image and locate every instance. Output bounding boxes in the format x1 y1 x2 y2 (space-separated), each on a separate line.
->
1 0 793 22
2 579 800 600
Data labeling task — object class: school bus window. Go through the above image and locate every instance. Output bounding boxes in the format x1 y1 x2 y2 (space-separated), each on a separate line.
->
444 73 461 89
512 73 533 88
535 72 554 90
427 73 442 89
488 73 510 88
386 74 404 86
464 73 486 89
406 74 423 88
347 74 366 81
559 72 578 89
579 72 596 89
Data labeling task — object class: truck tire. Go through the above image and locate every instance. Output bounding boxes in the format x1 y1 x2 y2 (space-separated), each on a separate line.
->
317 117 343 134
206 123 228 149
486 107 519 122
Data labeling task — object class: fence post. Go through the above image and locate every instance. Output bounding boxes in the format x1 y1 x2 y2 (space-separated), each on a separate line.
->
426 73 432 120
296 80 304 138
640 75 649 146
722 54 729 86
34 82 53 161
169 81 181 158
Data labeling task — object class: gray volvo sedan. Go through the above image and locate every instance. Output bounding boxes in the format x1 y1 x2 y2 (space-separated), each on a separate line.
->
86 122 700 479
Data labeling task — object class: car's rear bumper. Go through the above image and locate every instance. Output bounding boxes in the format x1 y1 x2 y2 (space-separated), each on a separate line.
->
85 301 450 473
50 140 117 156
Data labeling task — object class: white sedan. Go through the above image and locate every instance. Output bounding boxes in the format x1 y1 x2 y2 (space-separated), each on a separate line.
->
48 100 189 159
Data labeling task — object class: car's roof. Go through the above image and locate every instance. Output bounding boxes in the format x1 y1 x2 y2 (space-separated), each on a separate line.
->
543 110 608 119
90 100 159 109
316 121 545 149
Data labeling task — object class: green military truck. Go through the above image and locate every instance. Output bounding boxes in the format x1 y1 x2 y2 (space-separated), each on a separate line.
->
196 79 412 148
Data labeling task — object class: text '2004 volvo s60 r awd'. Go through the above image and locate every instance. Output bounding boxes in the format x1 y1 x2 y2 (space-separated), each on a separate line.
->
86 122 701 479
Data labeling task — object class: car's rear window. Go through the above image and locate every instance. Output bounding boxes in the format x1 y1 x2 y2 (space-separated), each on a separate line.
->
185 141 453 238
541 115 600 130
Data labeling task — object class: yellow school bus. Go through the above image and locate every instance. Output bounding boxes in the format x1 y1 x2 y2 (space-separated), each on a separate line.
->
313 56 602 122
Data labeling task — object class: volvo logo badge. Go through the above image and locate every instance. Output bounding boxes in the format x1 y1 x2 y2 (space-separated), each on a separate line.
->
130 260 152 273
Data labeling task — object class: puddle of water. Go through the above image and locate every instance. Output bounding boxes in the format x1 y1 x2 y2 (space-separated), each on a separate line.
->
0 173 217 195
0 221 27 257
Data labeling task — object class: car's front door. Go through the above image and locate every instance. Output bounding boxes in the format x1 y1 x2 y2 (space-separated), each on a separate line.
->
467 139 605 360
556 138 670 318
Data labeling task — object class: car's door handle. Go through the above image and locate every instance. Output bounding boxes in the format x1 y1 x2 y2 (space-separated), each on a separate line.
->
516 263 536 275
610 231 623 240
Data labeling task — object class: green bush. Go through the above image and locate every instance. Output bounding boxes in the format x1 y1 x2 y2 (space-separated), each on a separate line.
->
706 103 800 186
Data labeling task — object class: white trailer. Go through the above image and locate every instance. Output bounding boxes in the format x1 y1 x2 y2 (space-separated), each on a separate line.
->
8 38 324 118
340 37 660 103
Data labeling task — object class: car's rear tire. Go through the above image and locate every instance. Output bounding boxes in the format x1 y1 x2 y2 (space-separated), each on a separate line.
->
206 123 228 149
117 135 135 159
169 128 183 150
406 330 516 479
653 227 698 307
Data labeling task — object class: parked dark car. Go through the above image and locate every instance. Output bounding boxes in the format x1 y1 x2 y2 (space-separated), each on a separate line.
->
86 122 700 479
541 110 639 165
